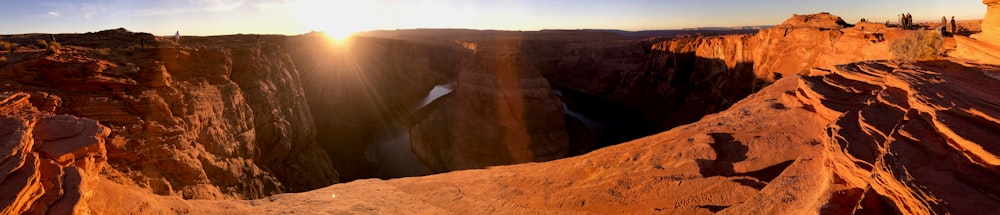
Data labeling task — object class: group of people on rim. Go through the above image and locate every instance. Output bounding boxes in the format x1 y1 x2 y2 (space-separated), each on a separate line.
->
941 16 958 36
899 13 914 29
898 13 960 36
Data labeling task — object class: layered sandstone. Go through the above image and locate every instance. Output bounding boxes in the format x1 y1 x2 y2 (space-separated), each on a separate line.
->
543 13 895 131
78 58 1000 214
953 0 1000 64
0 92 111 214
980 0 1000 45
0 30 338 200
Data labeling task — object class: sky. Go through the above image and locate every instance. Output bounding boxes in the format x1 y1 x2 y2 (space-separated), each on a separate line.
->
0 0 988 36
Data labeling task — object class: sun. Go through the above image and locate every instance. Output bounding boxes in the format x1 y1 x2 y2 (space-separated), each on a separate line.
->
291 0 377 41
324 30 354 42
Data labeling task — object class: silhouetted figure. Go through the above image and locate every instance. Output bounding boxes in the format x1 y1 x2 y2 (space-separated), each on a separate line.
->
174 31 180 45
140 37 145 49
905 13 912 29
951 16 958 35
942 16 949 35
898 14 906 28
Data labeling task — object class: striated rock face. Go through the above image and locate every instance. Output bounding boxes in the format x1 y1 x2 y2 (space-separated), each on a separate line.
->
410 40 570 172
0 31 338 200
545 14 894 131
0 92 111 214
797 61 1000 214
98 59 1000 214
955 0 1000 64
981 0 1000 46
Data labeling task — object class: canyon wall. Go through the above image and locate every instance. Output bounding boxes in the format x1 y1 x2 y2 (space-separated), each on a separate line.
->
410 40 570 172
0 30 338 203
91 59 1000 214
542 13 894 131
286 34 464 180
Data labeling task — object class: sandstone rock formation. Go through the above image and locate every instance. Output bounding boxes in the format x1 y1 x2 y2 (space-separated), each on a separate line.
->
543 13 895 131
0 92 111 214
954 0 1000 64
980 0 1000 45
71 58 1000 214
779 12 852 29
0 30 338 201
4 10 999 214
410 40 570 172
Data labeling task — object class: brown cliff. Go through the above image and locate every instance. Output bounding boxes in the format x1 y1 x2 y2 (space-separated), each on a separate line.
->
3 10 998 214
544 14 895 132
78 58 1000 214
0 30 338 201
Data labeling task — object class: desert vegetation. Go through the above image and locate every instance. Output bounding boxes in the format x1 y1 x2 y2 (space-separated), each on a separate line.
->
890 30 943 60
0 41 15 53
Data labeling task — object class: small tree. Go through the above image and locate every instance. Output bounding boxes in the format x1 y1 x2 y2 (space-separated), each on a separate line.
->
890 30 944 61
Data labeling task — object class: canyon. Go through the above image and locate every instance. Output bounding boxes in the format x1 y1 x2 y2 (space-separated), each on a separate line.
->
1 8 998 215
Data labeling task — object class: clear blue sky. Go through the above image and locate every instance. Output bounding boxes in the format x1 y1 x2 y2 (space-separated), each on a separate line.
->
0 0 987 36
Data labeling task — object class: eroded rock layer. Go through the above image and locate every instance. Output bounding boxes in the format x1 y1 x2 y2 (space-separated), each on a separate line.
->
0 92 110 214
0 31 338 200
955 0 1000 64
545 12 896 131
92 59 1000 214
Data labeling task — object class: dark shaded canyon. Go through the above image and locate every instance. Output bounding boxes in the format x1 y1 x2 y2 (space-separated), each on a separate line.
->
285 31 773 180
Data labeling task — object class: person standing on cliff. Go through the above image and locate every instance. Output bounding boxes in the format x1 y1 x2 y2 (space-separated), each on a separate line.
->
952 16 958 35
908 13 913 29
898 14 906 28
174 31 180 45
942 16 949 35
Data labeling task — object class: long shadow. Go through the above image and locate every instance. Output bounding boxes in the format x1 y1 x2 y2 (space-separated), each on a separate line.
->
696 133 796 191
696 133 749 177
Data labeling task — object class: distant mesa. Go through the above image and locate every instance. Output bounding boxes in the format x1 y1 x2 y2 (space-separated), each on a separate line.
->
779 12 852 29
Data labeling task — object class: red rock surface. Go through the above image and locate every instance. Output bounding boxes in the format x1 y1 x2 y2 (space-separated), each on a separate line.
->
0 92 110 214
0 30 338 201
544 14 897 131
778 12 852 29
3 11 1000 214
954 0 1000 64
71 58 1000 214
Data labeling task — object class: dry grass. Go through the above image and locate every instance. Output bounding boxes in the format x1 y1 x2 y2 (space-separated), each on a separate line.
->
0 41 15 53
890 30 943 61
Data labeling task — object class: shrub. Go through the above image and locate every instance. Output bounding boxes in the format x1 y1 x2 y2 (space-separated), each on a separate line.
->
47 41 61 54
93 48 111 56
36 39 49 49
890 30 943 61
0 41 15 53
